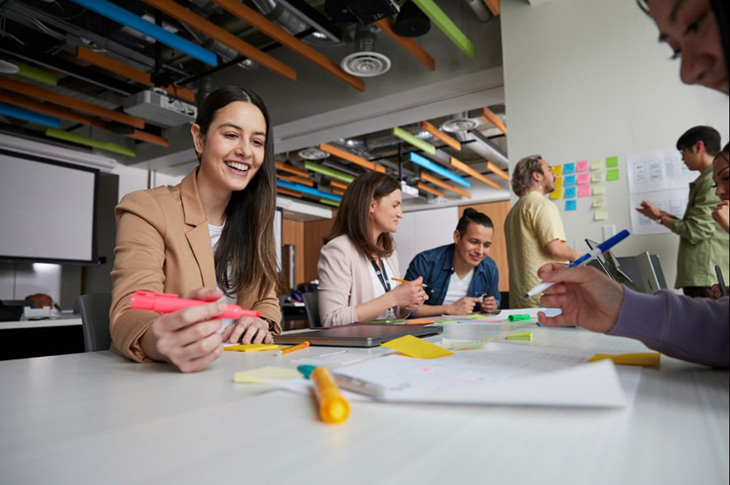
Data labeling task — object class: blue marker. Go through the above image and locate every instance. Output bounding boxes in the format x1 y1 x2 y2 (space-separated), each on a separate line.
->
524 229 631 298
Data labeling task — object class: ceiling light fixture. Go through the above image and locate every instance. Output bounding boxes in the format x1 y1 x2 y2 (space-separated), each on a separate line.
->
409 152 470 187
0 103 61 128
303 161 355 183
393 126 436 155
411 0 477 59
45 128 136 157
276 179 342 202
298 147 330 160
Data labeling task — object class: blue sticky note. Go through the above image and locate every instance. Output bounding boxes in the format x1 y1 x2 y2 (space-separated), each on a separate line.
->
565 200 577 211
563 163 575 174
565 187 577 198
564 175 576 187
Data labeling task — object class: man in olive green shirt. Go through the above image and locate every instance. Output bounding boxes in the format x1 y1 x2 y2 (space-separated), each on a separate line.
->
637 126 729 298
505 155 581 308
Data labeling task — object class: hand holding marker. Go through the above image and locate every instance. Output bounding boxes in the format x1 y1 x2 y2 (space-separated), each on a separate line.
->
130 290 260 318
524 230 631 298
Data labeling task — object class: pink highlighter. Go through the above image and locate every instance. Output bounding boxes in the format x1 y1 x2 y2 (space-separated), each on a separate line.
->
130 291 261 319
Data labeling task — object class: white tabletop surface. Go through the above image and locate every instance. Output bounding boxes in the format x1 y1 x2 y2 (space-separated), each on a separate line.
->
0 323 727 485
0 314 82 330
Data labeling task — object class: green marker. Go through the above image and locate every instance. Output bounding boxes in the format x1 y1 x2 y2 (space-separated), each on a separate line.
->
508 314 531 322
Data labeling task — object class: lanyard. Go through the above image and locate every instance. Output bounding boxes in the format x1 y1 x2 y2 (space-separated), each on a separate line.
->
371 258 391 293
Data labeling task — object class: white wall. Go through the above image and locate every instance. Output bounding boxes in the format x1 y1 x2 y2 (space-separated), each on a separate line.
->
393 206 458 275
501 0 729 290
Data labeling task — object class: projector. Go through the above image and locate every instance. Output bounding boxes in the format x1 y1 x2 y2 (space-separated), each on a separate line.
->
123 89 197 127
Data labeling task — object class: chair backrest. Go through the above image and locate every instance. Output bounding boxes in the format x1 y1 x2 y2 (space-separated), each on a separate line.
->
302 291 321 328
76 293 112 352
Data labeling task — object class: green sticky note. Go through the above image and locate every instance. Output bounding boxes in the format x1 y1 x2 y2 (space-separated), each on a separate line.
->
607 169 620 181
606 156 619 168
507 332 533 341
594 208 608 221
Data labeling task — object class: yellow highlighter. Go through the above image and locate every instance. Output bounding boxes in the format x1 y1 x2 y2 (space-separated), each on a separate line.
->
310 367 351 424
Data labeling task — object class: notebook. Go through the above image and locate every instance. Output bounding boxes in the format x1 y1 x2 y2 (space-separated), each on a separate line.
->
273 323 443 348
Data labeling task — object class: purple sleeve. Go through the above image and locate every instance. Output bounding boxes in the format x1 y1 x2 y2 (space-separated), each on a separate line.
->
608 289 729 368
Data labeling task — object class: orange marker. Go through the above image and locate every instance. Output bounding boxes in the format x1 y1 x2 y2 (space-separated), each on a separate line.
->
276 340 310 356
310 367 350 424
390 278 429 287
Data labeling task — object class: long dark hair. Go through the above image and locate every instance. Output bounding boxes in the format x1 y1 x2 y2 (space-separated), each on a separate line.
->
324 171 401 259
195 87 278 299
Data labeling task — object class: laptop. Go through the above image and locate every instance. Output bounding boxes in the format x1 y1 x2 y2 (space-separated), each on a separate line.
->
273 323 443 348
585 239 640 292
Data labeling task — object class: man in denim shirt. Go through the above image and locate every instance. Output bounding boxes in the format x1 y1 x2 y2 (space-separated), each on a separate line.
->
405 209 500 316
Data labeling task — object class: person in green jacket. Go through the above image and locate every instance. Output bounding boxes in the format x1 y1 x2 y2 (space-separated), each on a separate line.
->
637 126 729 298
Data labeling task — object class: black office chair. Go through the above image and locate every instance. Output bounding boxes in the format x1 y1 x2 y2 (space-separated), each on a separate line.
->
76 293 112 352
302 291 322 328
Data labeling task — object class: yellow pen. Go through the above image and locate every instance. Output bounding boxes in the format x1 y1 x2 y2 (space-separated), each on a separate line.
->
310 367 350 424
390 278 429 287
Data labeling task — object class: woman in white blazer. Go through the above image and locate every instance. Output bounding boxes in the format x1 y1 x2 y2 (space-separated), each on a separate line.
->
317 172 427 326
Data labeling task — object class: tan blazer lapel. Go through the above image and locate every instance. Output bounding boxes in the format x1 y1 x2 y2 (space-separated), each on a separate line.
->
180 170 217 289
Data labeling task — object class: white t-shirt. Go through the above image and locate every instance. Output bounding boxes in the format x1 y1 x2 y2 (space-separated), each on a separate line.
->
209 223 237 334
369 258 399 320
442 268 475 305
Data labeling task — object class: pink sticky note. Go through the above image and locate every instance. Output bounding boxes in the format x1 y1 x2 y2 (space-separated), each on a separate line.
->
577 173 590 185
576 160 589 172
578 185 591 197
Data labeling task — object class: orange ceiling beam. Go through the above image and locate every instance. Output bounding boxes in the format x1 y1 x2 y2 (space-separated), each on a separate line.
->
482 107 507 136
375 18 435 71
318 143 386 173
138 0 296 82
329 180 350 190
0 75 145 129
76 46 195 103
481 0 500 17
421 172 471 198
421 120 461 151
417 182 445 198
275 161 309 178
277 174 313 187
277 187 302 198
210 0 364 91
0 90 169 147
486 161 509 181
332 187 345 196
450 157 500 189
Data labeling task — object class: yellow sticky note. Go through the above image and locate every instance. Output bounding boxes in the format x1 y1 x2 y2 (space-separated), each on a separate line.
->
224 343 281 352
588 353 660 367
506 332 533 341
590 159 603 171
591 171 605 183
233 366 302 383
592 196 606 208
592 183 606 195
594 208 608 221
549 189 563 200
554 176 563 188
381 335 453 359
552 165 563 176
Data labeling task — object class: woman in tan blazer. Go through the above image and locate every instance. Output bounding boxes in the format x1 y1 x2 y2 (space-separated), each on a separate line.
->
110 87 281 372
318 172 427 326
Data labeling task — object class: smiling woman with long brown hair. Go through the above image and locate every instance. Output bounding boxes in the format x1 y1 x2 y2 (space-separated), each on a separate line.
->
110 87 281 373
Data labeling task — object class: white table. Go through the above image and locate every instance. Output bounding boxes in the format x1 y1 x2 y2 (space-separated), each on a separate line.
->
0 314 82 330
0 323 727 485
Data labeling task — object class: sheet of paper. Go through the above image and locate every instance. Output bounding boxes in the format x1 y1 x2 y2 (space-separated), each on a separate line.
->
469 308 562 322
552 164 563 176
605 156 619 168
576 160 589 172
565 200 577 211
563 163 575 174
593 207 608 219
381 335 453 359
627 149 697 193
607 169 620 181
589 352 660 367
331 344 628 407
577 173 590 185
578 185 591 197
564 175 576 187
565 187 576 198
233 366 302 383
592 196 606 208
629 190 689 235
549 189 563 200
590 159 603 171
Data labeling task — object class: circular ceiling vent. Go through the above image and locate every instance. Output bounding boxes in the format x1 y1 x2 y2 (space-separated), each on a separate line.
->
440 118 479 133
298 147 330 160
340 52 392 78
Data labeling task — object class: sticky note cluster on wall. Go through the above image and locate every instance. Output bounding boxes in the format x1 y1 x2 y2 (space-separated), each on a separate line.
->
550 155 621 221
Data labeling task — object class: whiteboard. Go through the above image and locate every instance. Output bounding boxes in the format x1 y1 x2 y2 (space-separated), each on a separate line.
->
0 150 97 263
393 207 458 275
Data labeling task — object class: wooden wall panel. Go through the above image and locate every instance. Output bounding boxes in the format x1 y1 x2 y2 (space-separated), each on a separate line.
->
459 200 511 292
303 218 335 282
